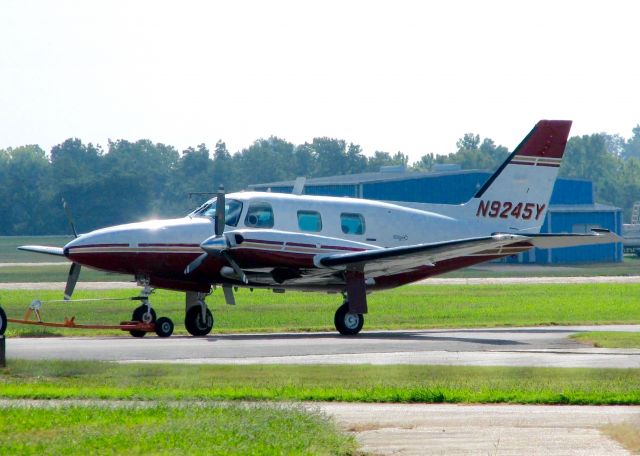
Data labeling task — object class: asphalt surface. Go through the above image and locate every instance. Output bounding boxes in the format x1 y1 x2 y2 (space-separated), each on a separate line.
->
6 325 640 367
317 403 640 455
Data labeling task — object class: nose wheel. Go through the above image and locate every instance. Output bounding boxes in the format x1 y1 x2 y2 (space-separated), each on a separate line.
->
127 283 174 338
129 305 157 337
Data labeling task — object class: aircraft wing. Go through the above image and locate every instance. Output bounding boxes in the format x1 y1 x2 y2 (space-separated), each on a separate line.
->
317 234 530 276
17 245 66 257
317 229 619 276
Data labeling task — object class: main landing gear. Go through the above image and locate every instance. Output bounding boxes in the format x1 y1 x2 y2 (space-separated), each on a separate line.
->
334 300 364 336
184 292 214 337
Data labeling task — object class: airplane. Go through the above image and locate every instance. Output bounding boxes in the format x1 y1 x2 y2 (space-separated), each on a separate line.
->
8 120 618 338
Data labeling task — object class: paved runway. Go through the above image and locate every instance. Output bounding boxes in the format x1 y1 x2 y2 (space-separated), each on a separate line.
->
6 325 640 367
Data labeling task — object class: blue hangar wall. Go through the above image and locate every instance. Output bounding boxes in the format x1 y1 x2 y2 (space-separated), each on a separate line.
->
251 170 623 264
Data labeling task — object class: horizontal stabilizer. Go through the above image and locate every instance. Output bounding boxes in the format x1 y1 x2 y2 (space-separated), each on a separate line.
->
17 245 66 257
523 229 621 249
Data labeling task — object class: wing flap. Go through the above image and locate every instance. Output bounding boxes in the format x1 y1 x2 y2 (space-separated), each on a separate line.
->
17 245 66 257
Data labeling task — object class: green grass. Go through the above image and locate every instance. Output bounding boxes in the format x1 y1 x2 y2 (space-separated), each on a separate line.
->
570 331 640 348
0 264 130 282
0 235 71 263
0 235 123 282
0 403 356 455
2 360 640 405
1 283 640 337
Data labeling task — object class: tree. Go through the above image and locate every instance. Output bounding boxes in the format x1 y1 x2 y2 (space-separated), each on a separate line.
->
212 140 233 190
412 153 436 171
1 145 56 234
50 138 104 232
233 137 296 189
559 133 622 208
311 137 348 177
366 151 408 171
345 143 367 174
623 125 640 160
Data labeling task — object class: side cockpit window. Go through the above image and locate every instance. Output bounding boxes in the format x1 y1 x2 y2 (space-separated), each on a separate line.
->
297 210 322 232
245 202 275 228
340 213 365 235
192 198 243 227
223 199 243 227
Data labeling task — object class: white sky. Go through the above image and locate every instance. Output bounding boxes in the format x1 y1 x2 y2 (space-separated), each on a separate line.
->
1 0 639 162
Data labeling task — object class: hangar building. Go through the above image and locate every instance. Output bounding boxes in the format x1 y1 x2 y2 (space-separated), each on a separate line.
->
249 166 623 264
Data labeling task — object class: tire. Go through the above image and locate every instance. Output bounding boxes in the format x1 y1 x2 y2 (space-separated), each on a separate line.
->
184 306 214 337
130 305 157 338
334 302 364 336
154 317 174 338
0 306 6 336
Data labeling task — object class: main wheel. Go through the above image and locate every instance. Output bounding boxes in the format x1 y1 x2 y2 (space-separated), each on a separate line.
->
154 317 174 338
130 305 157 338
0 306 6 336
334 302 364 336
184 306 214 337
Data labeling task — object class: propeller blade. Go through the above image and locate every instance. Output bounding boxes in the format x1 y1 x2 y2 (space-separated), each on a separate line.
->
215 185 225 236
64 262 81 300
221 251 248 284
62 197 78 238
184 252 208 275
222 285 236 305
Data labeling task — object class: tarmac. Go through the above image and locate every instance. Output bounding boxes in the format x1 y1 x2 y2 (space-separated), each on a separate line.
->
6 325 640 368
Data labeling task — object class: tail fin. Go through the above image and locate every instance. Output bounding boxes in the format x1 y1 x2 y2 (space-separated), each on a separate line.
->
469 120 572 232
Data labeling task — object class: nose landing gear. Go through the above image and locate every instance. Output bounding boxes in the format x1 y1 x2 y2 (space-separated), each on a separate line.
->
128 281 174 338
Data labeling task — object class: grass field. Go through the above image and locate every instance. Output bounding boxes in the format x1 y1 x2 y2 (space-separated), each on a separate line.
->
1 283 639 337
0 403 356 455
0 235 71 263
2 360 640 405
570 331 640 348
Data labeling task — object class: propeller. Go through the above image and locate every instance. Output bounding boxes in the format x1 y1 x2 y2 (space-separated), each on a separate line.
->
184 185 248 285
61 197 81 301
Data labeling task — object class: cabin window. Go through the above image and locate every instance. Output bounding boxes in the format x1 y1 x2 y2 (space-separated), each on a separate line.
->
245 202 275 228
340 213 365 235
297 210 322 232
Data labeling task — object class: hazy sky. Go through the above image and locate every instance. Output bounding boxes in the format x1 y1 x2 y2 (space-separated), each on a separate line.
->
1 0 638 162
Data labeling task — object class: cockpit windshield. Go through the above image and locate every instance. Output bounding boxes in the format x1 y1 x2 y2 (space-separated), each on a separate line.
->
189 198 243 227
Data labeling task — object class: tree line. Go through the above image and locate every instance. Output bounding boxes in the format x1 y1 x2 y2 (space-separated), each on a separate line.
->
1 125 639 235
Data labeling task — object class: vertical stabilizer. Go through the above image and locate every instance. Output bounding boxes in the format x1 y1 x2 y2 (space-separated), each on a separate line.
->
468 120 572 232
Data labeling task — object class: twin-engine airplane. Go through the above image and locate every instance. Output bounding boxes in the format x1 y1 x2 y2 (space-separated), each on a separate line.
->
13 120 618 337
